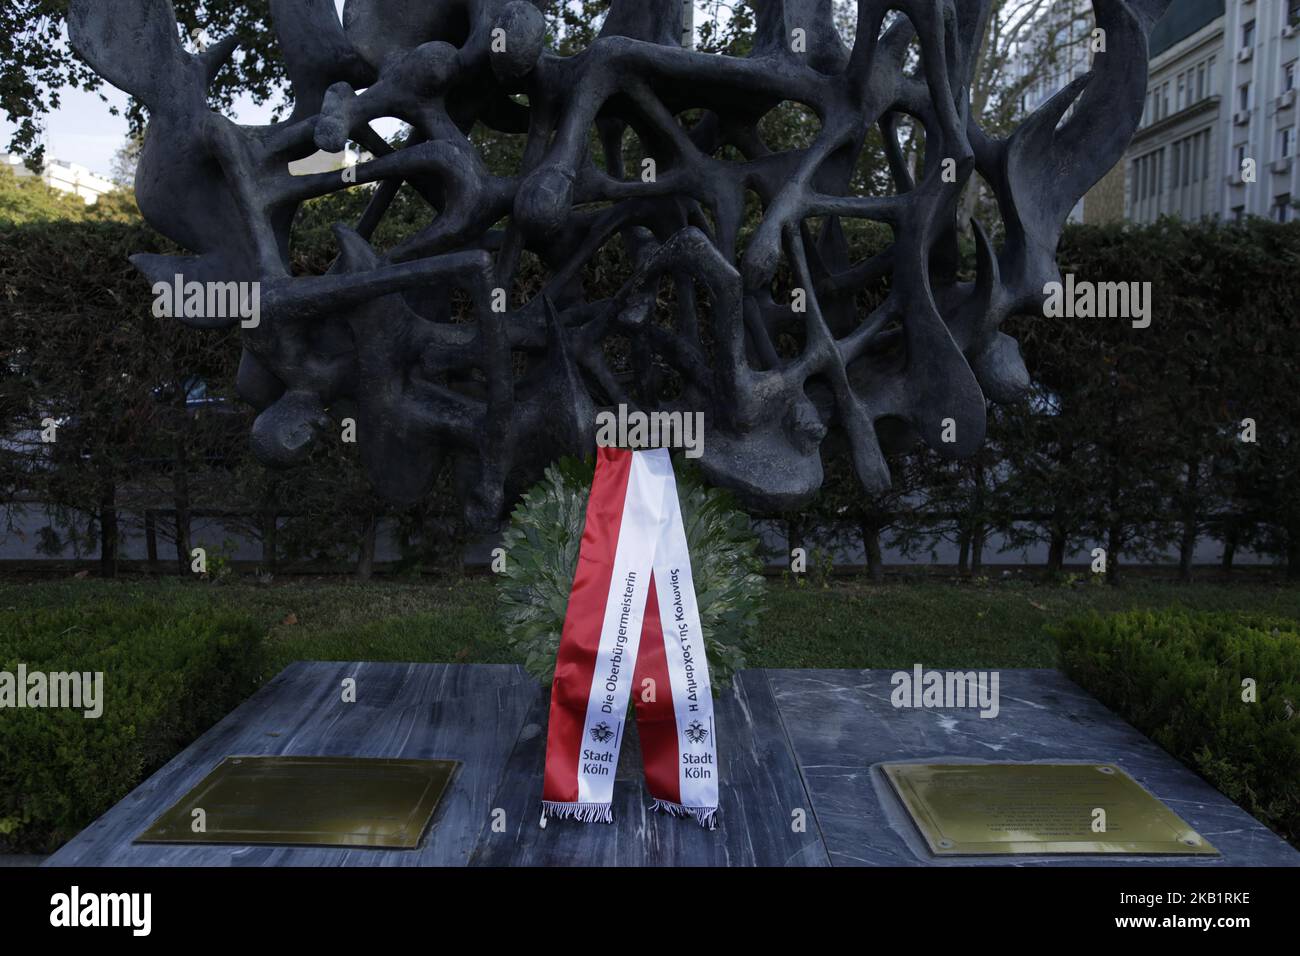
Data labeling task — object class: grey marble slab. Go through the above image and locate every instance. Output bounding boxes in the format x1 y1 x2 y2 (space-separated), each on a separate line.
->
766 668 1300 867
45 661 536 867
47 664 1298 867
469 669 829 866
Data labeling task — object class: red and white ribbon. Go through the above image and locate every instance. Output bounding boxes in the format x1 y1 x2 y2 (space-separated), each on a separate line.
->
541 446 719 828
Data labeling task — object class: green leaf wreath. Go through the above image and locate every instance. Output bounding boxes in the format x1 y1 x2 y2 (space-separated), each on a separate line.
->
496 456 765 692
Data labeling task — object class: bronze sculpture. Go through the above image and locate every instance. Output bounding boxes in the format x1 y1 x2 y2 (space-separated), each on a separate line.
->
68 0 1172 529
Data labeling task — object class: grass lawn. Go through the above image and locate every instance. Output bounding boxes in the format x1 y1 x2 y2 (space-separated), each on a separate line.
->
5 573 1300 674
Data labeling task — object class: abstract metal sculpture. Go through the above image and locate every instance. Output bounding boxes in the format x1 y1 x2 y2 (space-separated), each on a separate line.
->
68 0 1171 529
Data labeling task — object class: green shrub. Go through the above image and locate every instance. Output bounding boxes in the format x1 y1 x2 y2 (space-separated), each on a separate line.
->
1054 609 1300 846
0 601 267 853
496 457 765 691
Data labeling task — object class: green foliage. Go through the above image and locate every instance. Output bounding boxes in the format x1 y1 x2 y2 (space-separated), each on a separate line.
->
0 163 88 223
0 600 267 852
0 209 466 576
496 457 765 691
202 538 238 582
0 164 136 225
289 184 433 267
1054 609 1300 847
1001 217 1300 579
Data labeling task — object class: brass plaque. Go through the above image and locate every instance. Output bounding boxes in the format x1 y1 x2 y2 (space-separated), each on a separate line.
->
136 756 458 849
883 763 1217 856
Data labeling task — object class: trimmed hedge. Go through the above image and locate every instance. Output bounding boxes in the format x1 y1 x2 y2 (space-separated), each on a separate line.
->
0 602 267 853
6 212 1300 580
1054 609 1300 847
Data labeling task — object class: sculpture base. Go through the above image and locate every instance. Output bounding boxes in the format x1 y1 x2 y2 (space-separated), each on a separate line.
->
43 665 1299 866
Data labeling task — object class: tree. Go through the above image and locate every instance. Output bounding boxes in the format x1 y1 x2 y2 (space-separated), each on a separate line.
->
810 436 916 582
109 133 143 187
961 0 1098 233
1206 221 1300 578
2 1 304 166
0 163 137 224
901 406 1019 577
3 1 719 165
0 163 90 223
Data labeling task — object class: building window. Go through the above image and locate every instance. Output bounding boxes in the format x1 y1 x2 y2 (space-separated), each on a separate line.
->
1285 61 1297 94
1207 57 1215 95
1290 1 1300 28
1232 205 1245 221
1177 75 1186 111
1235 142 1248 176
1281 127 1295 159
1196 63 1205 100
1239 82 1251 112
1242 20 1255 49
1274 195 1292 223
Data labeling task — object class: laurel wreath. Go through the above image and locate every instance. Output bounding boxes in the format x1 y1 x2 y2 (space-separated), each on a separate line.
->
496 457 764 693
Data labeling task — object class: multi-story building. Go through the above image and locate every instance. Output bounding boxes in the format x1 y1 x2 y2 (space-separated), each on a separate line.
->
1127 0 1224 222
1126 0 1300 223
3 152 117 204
1222 0 1299 221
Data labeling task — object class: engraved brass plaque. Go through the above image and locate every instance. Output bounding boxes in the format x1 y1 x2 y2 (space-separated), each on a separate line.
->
883 763 1217 856
136 756 458 849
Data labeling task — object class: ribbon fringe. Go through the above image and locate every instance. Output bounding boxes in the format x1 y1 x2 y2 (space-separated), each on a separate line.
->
650 798 718 831
541 800 614 824
539 800 719 829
